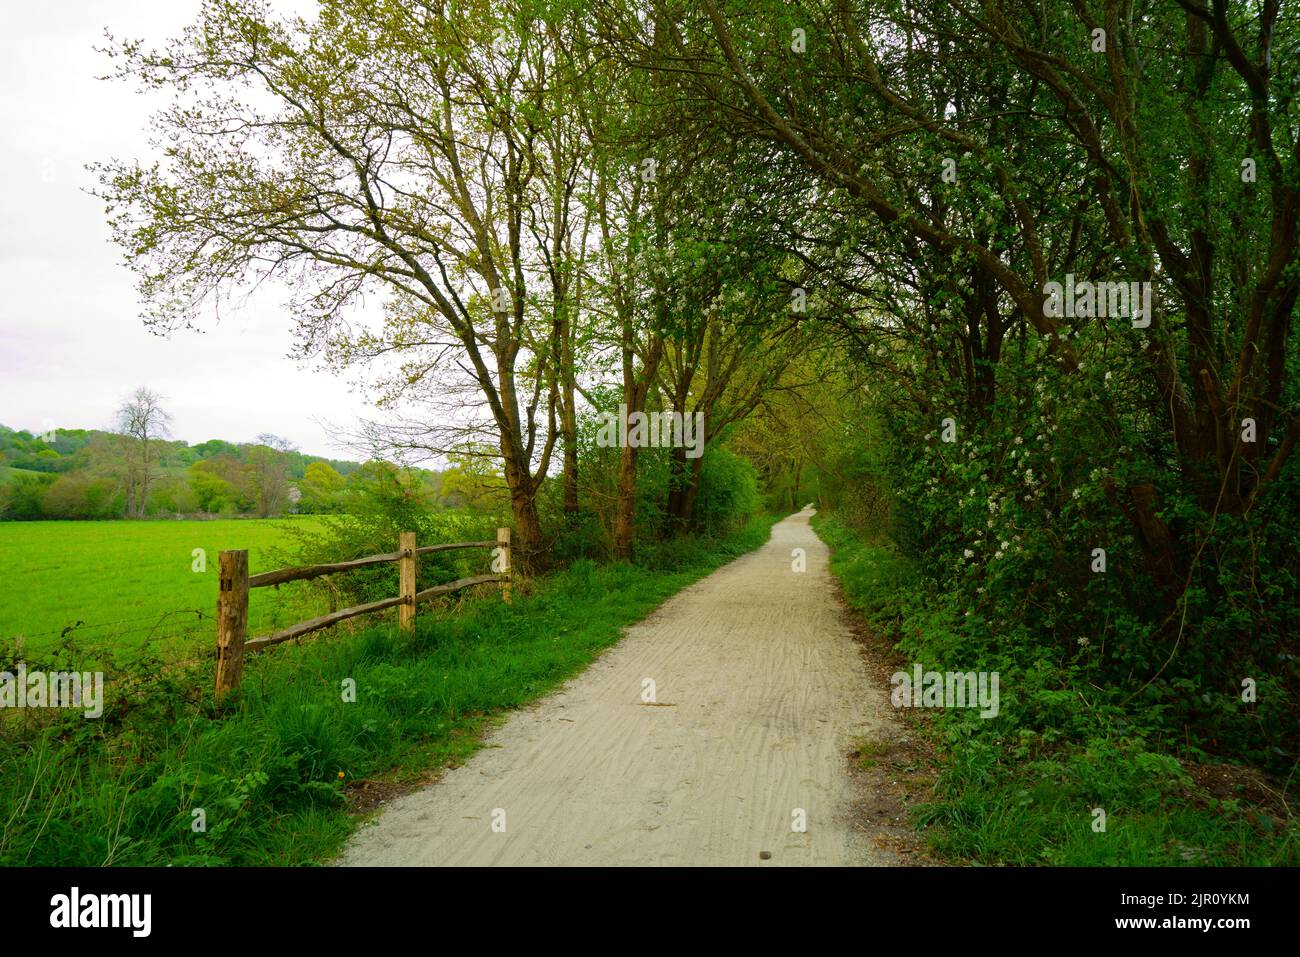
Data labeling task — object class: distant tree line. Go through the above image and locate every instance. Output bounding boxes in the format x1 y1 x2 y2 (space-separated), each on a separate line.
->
0 418 508 522
0 379 508 522
0 420 358 520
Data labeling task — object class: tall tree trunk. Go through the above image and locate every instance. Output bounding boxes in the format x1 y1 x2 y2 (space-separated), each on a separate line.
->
500 436 546 573
562 431 579 517
560 320 579 518
664 443 690 534
613 443 639 560
679 454 705 530
511 486 546 574
613 332 663 559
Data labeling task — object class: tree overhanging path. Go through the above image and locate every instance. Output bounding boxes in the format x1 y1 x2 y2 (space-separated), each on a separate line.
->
337 509 894 866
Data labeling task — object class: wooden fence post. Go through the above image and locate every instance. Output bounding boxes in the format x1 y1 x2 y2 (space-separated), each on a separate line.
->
497 527 512 604
398 531 416 634
215 550 249 699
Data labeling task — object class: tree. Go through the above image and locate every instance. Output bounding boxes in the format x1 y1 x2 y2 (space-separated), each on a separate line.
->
0 472 55 520
648 0 1300 629
189 457 253 515
247 434 295 518
43 474 122 520
441 446 511 513
96 0 606 571
114 386 171 518
298 461 346 514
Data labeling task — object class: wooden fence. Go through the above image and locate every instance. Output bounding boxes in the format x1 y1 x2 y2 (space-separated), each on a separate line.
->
214 528 511 698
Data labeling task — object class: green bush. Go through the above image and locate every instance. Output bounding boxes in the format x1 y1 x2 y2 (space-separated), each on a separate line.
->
41 474 123 519
0 472 56 520
275 462 500 607
691 445 761 535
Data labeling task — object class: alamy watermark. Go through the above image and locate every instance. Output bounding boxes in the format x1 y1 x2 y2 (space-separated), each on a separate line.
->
50 887 150 937
1043 273 1152 328
0 663 103 718
595 404 704 459
890 663 1000 719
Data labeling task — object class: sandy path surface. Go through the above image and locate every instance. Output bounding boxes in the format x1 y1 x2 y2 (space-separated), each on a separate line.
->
337 508 894 866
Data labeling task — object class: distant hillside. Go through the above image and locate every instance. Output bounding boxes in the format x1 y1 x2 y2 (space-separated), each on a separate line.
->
0 425 465 521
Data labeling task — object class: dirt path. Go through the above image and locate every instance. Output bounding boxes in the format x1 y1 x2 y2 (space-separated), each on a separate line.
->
337 508 901 866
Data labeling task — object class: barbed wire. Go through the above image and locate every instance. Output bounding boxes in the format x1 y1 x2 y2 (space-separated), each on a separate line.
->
4 597 323 645
4 609 208 642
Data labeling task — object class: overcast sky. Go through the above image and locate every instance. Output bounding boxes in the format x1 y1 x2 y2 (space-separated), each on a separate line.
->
0 1 379 459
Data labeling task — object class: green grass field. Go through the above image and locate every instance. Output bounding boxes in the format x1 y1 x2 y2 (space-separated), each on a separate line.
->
0 518 328 663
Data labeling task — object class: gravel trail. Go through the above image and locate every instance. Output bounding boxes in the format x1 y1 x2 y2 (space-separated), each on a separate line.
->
337 508 893 866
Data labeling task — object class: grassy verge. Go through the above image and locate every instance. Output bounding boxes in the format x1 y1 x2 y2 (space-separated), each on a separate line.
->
813 513 1299 866
0 515 778 866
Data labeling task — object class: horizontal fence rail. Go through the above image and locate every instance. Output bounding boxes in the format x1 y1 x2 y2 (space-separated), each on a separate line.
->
246 541 499 589
215 528 511 698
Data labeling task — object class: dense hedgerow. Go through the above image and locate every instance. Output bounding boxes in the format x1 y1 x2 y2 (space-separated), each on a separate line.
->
819 323 1299 771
